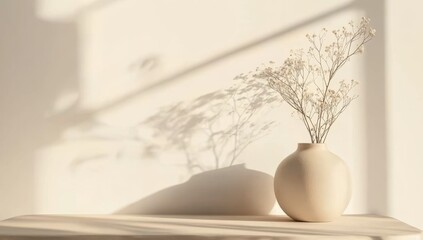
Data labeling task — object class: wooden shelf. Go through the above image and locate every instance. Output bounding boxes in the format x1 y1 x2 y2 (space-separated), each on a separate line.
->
0 214 421 239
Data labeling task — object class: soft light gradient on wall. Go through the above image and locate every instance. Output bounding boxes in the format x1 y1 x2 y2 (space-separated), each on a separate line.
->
0 0 422 229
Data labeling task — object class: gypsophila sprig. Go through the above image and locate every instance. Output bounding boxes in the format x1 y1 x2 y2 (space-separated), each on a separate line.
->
254 17 375 143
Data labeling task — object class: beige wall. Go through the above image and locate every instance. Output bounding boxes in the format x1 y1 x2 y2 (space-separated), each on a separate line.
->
0 0 422 229
386 0 423 229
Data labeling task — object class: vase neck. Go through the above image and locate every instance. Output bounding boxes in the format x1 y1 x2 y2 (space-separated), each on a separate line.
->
297 143 327 151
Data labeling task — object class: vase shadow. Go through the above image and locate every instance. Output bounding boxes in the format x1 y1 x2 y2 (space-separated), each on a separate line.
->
115 164 275 215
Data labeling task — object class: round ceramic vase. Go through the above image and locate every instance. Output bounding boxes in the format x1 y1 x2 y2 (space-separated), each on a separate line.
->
274 143 351 222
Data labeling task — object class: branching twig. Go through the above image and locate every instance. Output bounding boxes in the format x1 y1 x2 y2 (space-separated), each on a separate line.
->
254 18 375 143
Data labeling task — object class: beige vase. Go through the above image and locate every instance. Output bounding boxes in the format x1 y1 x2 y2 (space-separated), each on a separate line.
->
274 143 351 222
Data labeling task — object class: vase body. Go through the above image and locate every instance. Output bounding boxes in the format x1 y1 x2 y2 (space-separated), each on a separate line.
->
274 143 351 222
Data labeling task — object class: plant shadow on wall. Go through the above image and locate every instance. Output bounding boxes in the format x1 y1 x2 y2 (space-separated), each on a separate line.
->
114 76 280 215
142 76 279 174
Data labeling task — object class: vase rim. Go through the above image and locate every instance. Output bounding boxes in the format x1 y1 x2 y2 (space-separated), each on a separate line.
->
298 143 326 145
297 143 327 150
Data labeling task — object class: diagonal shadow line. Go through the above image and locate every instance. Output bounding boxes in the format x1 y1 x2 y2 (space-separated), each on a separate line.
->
52 1 357 127
76 0 121 16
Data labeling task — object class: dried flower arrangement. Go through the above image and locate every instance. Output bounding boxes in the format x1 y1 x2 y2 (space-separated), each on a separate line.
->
254 17 376 143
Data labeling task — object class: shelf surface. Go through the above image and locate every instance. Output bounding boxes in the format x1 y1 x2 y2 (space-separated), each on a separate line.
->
0 214 421 239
